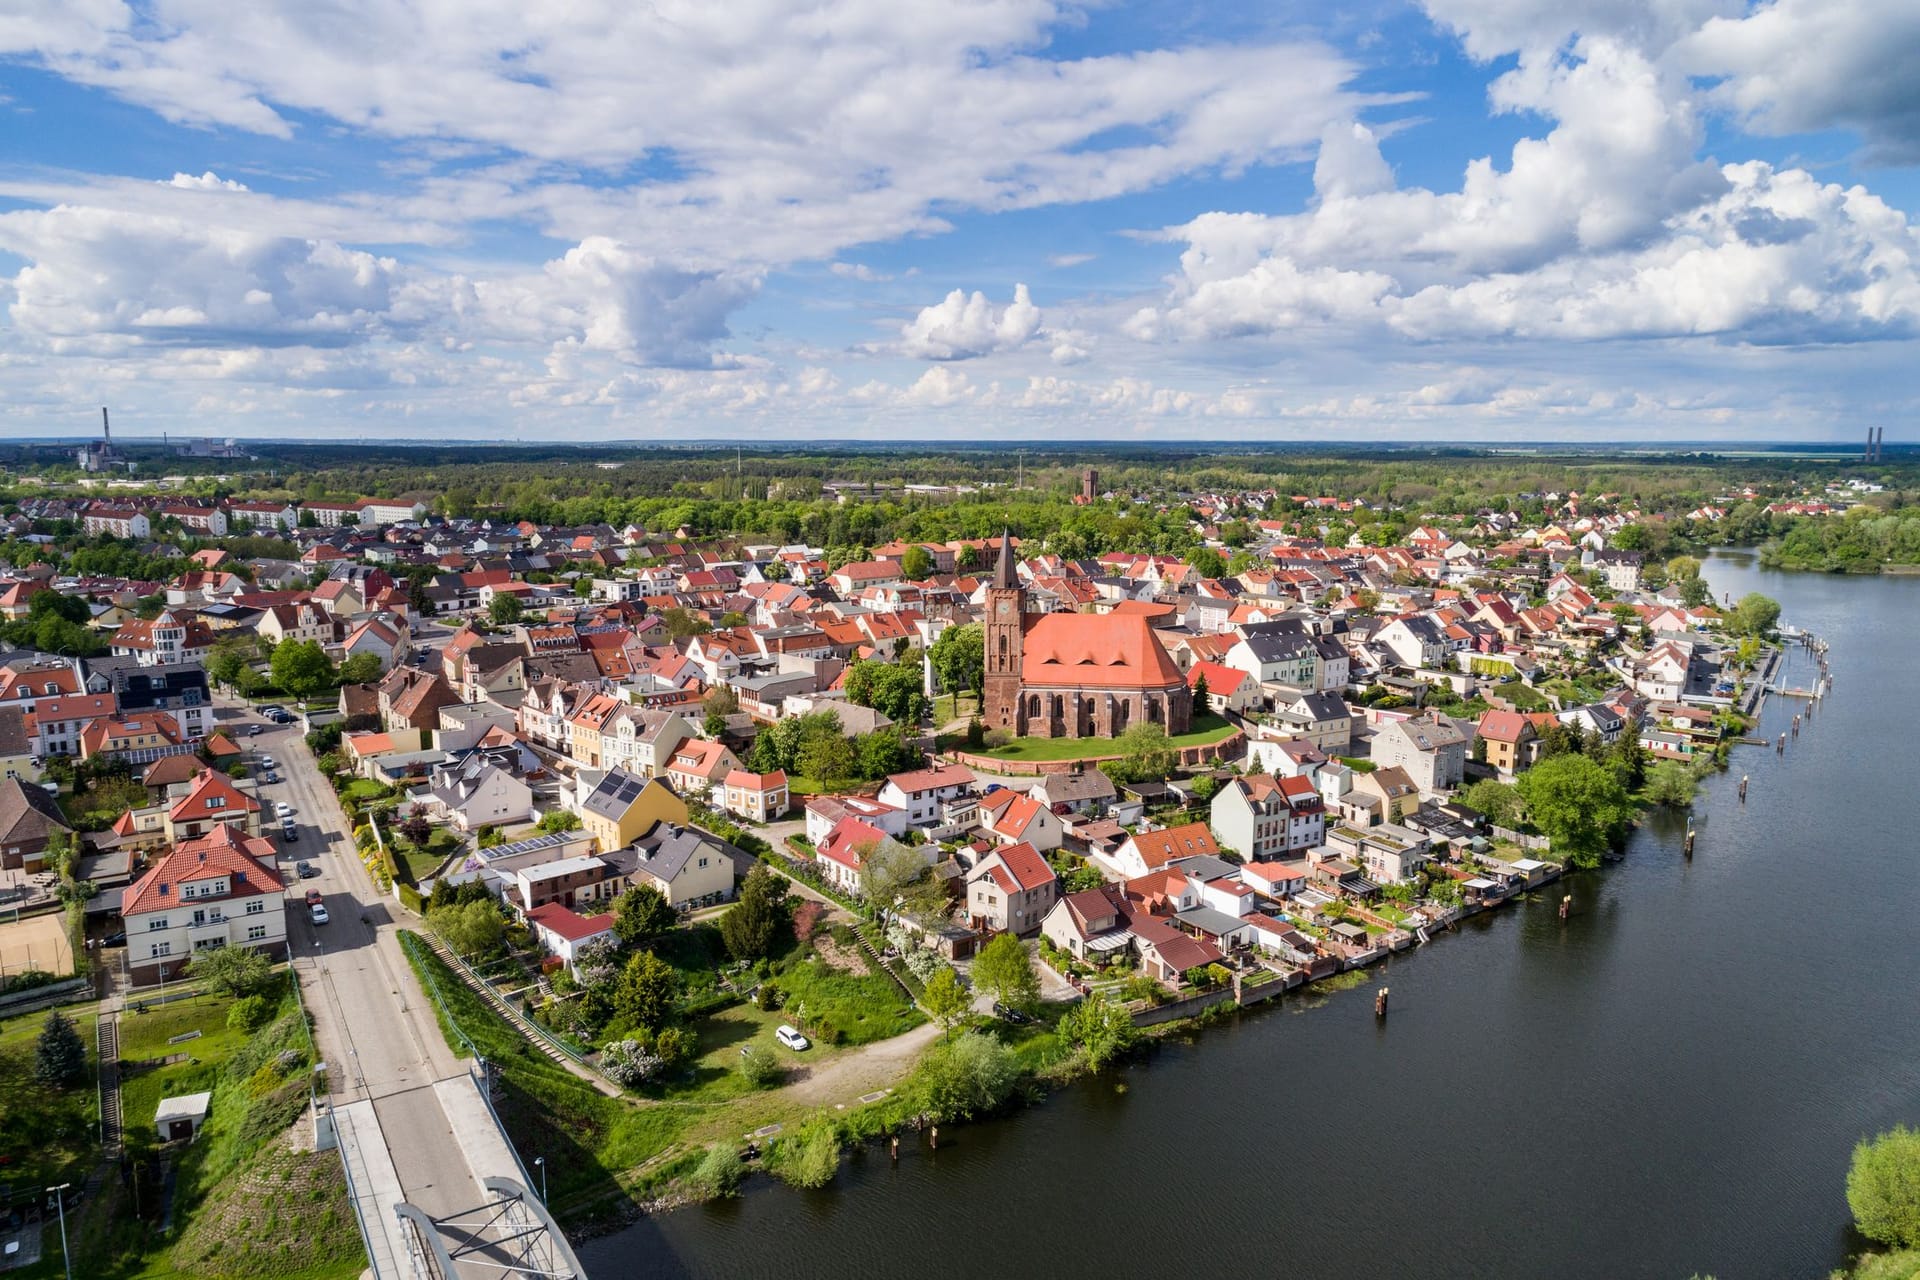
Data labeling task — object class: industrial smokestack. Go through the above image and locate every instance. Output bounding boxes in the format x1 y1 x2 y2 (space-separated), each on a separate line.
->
101 406 111 443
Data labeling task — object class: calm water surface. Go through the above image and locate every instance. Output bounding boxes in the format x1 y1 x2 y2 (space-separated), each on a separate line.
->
583 551 1920 1279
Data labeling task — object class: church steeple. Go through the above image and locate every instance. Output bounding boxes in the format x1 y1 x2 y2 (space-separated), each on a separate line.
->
982 526 1026 733
993 527 1018 590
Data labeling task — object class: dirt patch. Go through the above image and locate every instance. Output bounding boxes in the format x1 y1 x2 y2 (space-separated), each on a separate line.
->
0 911 73 976
812 937 871 976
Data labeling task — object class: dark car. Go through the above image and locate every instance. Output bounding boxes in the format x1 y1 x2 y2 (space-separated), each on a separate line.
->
993 1002 1034 1025
102 931 126 947
296 861 319 879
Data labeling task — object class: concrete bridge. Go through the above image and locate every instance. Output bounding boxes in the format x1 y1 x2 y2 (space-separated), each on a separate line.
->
323 1070 585 1279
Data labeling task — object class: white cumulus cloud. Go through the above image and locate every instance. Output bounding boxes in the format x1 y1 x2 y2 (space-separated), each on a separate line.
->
899 283 1042 359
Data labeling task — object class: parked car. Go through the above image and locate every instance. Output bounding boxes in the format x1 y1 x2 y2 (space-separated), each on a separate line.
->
304 888 324 906
296 862 319 879
102 931 126 947
275 802 294 817
247 725 262 737
309 903 330 925
263 772 281 784
259 704 285 717
993 1002 1034 1025
774 1025 811 1051
280 824 297 842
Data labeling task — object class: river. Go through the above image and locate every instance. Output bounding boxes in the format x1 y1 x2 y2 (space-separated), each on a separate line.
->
583 551 1920 1279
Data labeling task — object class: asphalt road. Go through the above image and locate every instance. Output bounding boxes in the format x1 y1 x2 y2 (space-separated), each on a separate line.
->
213 699 480 1227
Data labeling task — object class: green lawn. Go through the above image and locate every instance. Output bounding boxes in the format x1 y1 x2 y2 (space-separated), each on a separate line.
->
768 957 924 1046
342 779 392 802
66 976 361 1280
932 692 980 724
0 1003 99 1190
968 713 1238 763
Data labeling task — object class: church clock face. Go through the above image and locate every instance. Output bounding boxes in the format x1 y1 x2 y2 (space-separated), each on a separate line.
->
997 600 1012 616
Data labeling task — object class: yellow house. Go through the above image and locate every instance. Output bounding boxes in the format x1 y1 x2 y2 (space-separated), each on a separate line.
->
577 769 688 852
567 692 626 771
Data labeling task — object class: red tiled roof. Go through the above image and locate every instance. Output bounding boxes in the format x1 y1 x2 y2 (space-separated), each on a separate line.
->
1021 612 1185 690
526 903 616 944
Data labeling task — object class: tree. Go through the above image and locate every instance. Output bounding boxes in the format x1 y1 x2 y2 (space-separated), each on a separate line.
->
1058 990 1139 1070
773 1120 840 1189
537 809 581 833
1514 753 1635 869
900 545 934 580
1643 761 1698 808
845 660 927 724
613 949 678 1031
1188 547 1226 579
338 652 383 686
1105 722 1177 784
916 1029 1020 1121
928 622 984 698
270 638 335 700
186 945 274 998
1457 778 1524 829
860 841 944 916
660 607 711 640
428 899 506 959
1849 1126 1920 1248
206 636 253 690
488 593 524 626
34 1011 86 1087
796 731 856 788
921 966 972 1039
1190 670 1210 713
1725 592 1782 637
613 885 677 947
971 933 1040 1012
955 544 981 572
853 727 918 781
1611 523 1650 551
397 804 433 846
721 866 790 961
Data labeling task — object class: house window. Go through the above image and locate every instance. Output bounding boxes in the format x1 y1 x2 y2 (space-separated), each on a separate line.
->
247 925 267 941
151 941 171 958
246 900 264 915
148 917 169 930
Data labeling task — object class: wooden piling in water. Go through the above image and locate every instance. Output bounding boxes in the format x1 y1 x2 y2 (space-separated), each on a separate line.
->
1559 894 1571 919
1738 775 1748 801
1684 827 1695 856
1776 733 1786 753
1375 987 1389 1018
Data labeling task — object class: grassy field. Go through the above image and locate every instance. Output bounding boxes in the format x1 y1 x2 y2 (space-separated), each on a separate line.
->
0 1002 99 1190
967 713 1238 763
56 976 365 1280
769 957 924 1046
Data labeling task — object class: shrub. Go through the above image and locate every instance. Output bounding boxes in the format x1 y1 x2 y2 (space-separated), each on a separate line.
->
770 1121 840 1189
689 1144 744 1198
913 1030 1020 1122
1849 1125 1920 1248
227 995 273 1033
738 1044 781 1088
600 1039 666 1088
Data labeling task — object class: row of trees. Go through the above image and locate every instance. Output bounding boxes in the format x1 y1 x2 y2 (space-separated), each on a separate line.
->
745 710 920 785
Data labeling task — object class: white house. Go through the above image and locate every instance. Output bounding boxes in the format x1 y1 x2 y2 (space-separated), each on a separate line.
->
877 762 976 827
119 824 288 987
524 903 617 975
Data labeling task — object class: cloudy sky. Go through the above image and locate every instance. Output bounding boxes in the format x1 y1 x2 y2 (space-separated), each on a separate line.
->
1 0 1916 443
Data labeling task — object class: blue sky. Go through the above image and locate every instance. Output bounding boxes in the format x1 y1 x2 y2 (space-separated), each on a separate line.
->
0 0 1916 443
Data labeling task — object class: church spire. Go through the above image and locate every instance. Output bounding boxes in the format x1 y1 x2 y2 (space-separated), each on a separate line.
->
993 527 1018 590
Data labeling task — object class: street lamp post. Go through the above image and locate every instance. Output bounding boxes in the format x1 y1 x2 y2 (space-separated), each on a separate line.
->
534 1155 546 1203
47 1182 72 1280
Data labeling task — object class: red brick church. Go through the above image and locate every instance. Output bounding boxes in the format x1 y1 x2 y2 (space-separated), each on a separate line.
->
982 530 1192 739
